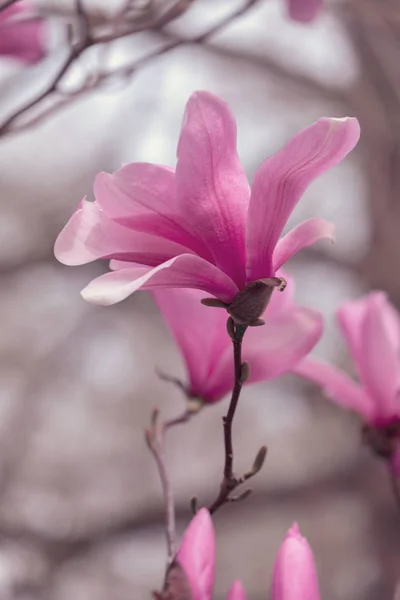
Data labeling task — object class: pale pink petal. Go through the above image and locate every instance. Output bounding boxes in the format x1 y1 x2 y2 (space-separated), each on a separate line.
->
177 509 215 600
176 91 250 287
94 164 213 261
152 288 230 400
54 198 190 267
226 581 247 600
273 218 335 272
206 306 323 402
272 523 320 600
81 254 239 306
293 358 373 420
336 296 367 372
246 117 360 281
286 0 322 23
358 293 400 421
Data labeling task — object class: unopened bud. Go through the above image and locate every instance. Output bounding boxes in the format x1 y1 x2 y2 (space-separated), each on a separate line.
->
240 361 250 383
251 445 268 474
227 277 286 327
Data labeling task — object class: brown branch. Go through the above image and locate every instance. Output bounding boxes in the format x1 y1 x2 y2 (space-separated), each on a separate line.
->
0 0 91 135
145 407 193 563
389 470 400 517
0 0 19 10
0 0 264 136
208 319 267 514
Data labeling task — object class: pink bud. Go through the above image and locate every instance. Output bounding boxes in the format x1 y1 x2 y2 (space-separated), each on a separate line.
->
226 580 247 600
177 509 215 600
272 523 321 600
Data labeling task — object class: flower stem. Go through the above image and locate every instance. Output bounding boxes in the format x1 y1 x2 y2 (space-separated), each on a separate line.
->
208 320 250 514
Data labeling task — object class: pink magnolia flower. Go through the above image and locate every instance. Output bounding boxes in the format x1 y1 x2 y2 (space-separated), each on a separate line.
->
55 91 360 314
294 292 400 475
0 3 45 63
272 523 320 600
173 510 319 600
286 0 322 23
153 274 323 402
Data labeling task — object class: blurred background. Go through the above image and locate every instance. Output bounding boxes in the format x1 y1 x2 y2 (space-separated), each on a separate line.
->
0 0 399 598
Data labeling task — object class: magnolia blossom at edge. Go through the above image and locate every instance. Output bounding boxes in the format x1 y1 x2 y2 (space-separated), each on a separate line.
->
153 274 323 402
294 291 400 475
286 0 322 23
54 91 360 307
0 4 45 63
175 509 320 600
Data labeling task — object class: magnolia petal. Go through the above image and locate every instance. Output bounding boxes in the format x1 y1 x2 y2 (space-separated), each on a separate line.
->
286 0 322 23
206 306 323 402
293 358 373 420
272 523 321 600
358 293 400 421
273 218 335 272
81 254 239 306
246 117 360 281
226 581 247 600
176 91 250 287
152 288 230 401
94 164 212 261
177 509 215 600
54 198 189 267
0 6 45 63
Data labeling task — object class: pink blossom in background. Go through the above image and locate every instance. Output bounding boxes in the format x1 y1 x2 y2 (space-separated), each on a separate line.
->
152 274 323 402
0 3 45 63
272 523 320 600
286 0 322 23
176 511 319 600
294 292 400 475
55 91 360 308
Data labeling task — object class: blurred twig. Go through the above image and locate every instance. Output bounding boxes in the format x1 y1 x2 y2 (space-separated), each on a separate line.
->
0 0 263 135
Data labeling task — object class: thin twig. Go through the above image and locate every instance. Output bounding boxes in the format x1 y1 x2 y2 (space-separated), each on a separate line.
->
0 0 90 135
0 0 19 10
0 0 263 135
145 407 193 563
390 470 400 515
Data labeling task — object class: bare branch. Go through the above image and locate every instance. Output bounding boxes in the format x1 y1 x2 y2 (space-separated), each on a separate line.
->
0 0 266 136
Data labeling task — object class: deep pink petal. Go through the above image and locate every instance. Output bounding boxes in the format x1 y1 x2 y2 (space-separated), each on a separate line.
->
152 288 230 400
80 255 239 306
94 164 213 261
175 91 250 287
286 0 322 23
206 306 323 402
272 523 320 600
177 509 215 600
54 198 190 267
273 218 335 272
293 358 373 420
226 581 247 600
0 17 45 63
357 293 400 421
246 117 360 281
